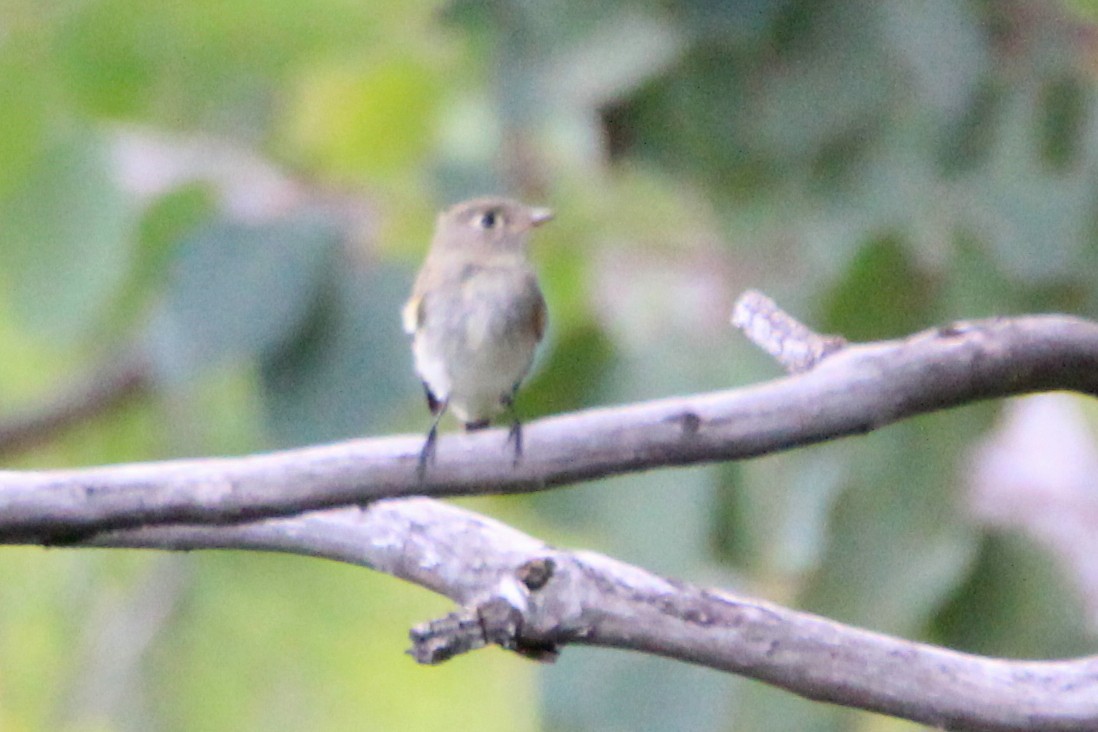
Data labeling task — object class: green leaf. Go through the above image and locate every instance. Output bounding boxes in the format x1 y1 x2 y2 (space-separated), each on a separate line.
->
259 261 417 446
880 0 987 119
678 0 798 45
933 533 1097 659
966 84 1095 283
1065 0 1098 22
0 53 55 200
720 448 846 576
820 233 936 340
55 0 448 124
155 552 537 732
0 133 136 342
1039 74 1088 171
281 54 443 181
798 411 984 636
733 681 851 732
544 648 734 732
105 184 219 332
746 6 894 164
521 323 614 419
144 214 338 385
936 80 1003 175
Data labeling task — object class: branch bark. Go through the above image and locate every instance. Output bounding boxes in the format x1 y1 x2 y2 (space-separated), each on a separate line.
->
3 293 1098 730
1 304 1096 542
60 498 1098 732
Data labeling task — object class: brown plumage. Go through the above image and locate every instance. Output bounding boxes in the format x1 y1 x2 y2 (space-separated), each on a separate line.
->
403 196 553 478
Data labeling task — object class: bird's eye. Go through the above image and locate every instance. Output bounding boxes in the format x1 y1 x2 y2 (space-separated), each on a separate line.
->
476 210 499 229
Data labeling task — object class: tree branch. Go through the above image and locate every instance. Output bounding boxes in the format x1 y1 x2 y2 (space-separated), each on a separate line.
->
731 289 847 373
53 498 1098 732
0 347 149 457
0 302 1095 542
5 292 1098 730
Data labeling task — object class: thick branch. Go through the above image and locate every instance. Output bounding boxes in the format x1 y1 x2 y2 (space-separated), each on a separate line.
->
62 499 1098 732
0 312 1096 541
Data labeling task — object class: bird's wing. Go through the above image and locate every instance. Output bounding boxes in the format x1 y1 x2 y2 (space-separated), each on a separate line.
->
533 288 548 342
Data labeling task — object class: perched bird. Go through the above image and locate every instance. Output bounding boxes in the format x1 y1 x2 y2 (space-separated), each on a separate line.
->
403 196 553 478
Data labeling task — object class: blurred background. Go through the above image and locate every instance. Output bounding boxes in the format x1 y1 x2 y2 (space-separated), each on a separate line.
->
1 0 1097 729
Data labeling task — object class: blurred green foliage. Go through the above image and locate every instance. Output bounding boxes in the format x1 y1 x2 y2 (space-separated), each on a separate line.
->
0 0 1097 730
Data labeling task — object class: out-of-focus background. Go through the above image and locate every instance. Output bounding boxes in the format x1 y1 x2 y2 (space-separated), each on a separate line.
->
1 0 1098 729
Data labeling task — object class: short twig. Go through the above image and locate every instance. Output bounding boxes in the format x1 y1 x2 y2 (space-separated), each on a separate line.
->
731 290 847 373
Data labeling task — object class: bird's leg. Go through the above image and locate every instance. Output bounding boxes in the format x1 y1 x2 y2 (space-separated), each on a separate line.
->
417 401 448 482
423 382 444 415
503 388 523 467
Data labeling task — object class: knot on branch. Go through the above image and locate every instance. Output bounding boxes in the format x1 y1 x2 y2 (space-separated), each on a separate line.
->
408 562 560 665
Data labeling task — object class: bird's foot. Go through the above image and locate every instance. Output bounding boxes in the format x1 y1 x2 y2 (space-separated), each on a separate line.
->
417 424 440 482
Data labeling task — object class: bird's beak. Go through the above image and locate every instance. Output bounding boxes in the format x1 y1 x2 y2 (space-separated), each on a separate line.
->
528 207 554 227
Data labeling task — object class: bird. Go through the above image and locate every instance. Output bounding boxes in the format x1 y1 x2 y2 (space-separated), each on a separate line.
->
403 196 553 479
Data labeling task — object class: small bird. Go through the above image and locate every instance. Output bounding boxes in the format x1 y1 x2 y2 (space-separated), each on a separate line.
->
403 196 553 478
